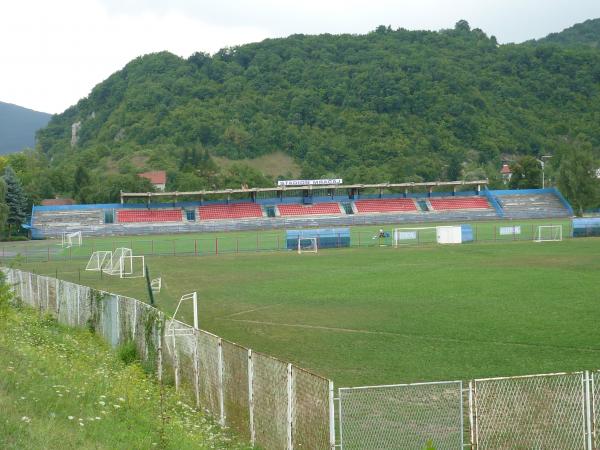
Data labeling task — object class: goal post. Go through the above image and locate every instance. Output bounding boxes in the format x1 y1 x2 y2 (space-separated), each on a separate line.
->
85 251 112 271
103 247 132 276
120 255 146 279
61 231 82 248
534 225 563 242
297 237 318 254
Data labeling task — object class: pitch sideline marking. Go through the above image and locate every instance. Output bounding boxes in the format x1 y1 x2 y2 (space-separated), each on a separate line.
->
219 317 600 353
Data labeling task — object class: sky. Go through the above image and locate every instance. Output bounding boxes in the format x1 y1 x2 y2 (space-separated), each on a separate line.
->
1 0 600 114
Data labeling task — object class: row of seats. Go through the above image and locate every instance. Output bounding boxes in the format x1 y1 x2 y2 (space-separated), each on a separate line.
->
115 197 491 223
198 203 263 220
354 198 417 213
117 209 183 223
429 197 490 211
277 203 342 216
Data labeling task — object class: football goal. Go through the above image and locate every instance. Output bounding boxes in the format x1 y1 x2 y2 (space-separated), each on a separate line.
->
534 225 563 242
85 251 112 272
297 237 318 254
61 231 82 248
120 254 146 279
393 227 437 247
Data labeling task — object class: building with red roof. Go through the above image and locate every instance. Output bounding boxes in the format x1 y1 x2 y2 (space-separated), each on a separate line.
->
138 171 167 191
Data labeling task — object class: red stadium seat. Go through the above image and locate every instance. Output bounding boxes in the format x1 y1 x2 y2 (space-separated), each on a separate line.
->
353 198 417 213
277 203 342 216
429 197 490 211
198 203 263 220
117 209 183 223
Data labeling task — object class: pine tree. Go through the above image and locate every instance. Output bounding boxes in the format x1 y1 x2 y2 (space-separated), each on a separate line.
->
0 178 8 234
3 166 27 237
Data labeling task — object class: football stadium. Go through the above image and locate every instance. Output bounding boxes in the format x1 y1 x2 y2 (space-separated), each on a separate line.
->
5 178 600 449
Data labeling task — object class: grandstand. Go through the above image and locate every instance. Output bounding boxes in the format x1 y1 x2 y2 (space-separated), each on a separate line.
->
28 181 574 238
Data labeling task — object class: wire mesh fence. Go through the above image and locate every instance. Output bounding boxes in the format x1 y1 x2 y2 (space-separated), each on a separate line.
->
0 221 574 263
2 268 334 450
338 381 464 450
473 372 588 449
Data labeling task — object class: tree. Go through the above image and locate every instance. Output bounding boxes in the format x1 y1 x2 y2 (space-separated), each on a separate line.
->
509 156 542 189
558 143 598 216
3 166 27 237
0 178 9 234
73 165 91 202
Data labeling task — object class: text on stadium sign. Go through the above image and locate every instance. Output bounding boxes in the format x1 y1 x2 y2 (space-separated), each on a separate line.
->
277 179 343 187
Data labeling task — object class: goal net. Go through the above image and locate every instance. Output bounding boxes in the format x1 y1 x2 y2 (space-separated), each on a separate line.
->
534 225 563 242
103 247 132 276
120 255 145 279
393 227 437 247
297 237 318 254
61 231 82 248
85 251 112 271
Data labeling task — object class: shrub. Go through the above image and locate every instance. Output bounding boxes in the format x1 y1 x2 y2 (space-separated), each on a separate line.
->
117 340 138 365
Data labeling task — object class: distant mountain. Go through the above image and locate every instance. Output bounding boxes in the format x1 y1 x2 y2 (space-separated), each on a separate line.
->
0 101 51 154
533 18 600 48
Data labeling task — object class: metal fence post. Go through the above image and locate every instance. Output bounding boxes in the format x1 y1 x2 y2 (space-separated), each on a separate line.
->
585 371 593 450
248 349 255 446
215 237 219 255
469 380 475 450
287 363 293 450
218 338 224 425
329 381 336 450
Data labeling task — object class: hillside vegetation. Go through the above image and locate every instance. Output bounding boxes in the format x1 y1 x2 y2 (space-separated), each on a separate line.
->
533 18 600 48
4 19 600 206
0 301 250 449
0 102 51 154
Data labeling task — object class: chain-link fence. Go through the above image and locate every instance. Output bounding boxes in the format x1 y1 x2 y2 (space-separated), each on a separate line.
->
473 372 588 449
338 381 464 450
0 220 574 263
3 268 334 450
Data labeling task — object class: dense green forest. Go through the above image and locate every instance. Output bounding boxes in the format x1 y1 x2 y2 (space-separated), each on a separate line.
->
533 18 600 48
7 19 600 209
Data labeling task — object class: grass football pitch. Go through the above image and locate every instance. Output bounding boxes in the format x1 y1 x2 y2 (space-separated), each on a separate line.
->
6 219 600 388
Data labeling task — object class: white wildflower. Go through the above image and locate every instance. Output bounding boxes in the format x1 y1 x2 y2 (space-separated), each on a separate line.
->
113 404 121 409
68 416 74 420
21 416 31 423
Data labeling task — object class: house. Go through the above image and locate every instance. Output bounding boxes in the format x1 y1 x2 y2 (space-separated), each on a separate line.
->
500 164 512 184
138 171 167 191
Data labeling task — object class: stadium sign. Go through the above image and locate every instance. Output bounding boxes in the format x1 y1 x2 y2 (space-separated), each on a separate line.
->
277 178 342 187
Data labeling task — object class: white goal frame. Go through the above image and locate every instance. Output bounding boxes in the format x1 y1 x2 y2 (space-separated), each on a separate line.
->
297 237 318 254
103 248 132 276
85 251 112 271
393 227 437 247
61 231 82 248
120 255 146 279
534 225 563 242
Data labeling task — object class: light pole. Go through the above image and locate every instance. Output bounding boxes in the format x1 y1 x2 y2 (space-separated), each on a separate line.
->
537 155 552 188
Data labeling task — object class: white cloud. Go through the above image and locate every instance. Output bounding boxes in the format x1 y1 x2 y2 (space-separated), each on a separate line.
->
1 0 599 113
0 0 268 113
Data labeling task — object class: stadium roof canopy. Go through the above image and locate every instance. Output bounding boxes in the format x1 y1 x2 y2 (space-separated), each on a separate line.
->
120 180 488 203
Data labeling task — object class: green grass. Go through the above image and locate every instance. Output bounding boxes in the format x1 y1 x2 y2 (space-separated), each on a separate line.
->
9 223 600 390
0 217 573 262
0 306 252 449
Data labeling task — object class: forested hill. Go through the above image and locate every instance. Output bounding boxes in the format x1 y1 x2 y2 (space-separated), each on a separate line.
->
534 18 600 48
0 102 51 154
31 20 600 202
